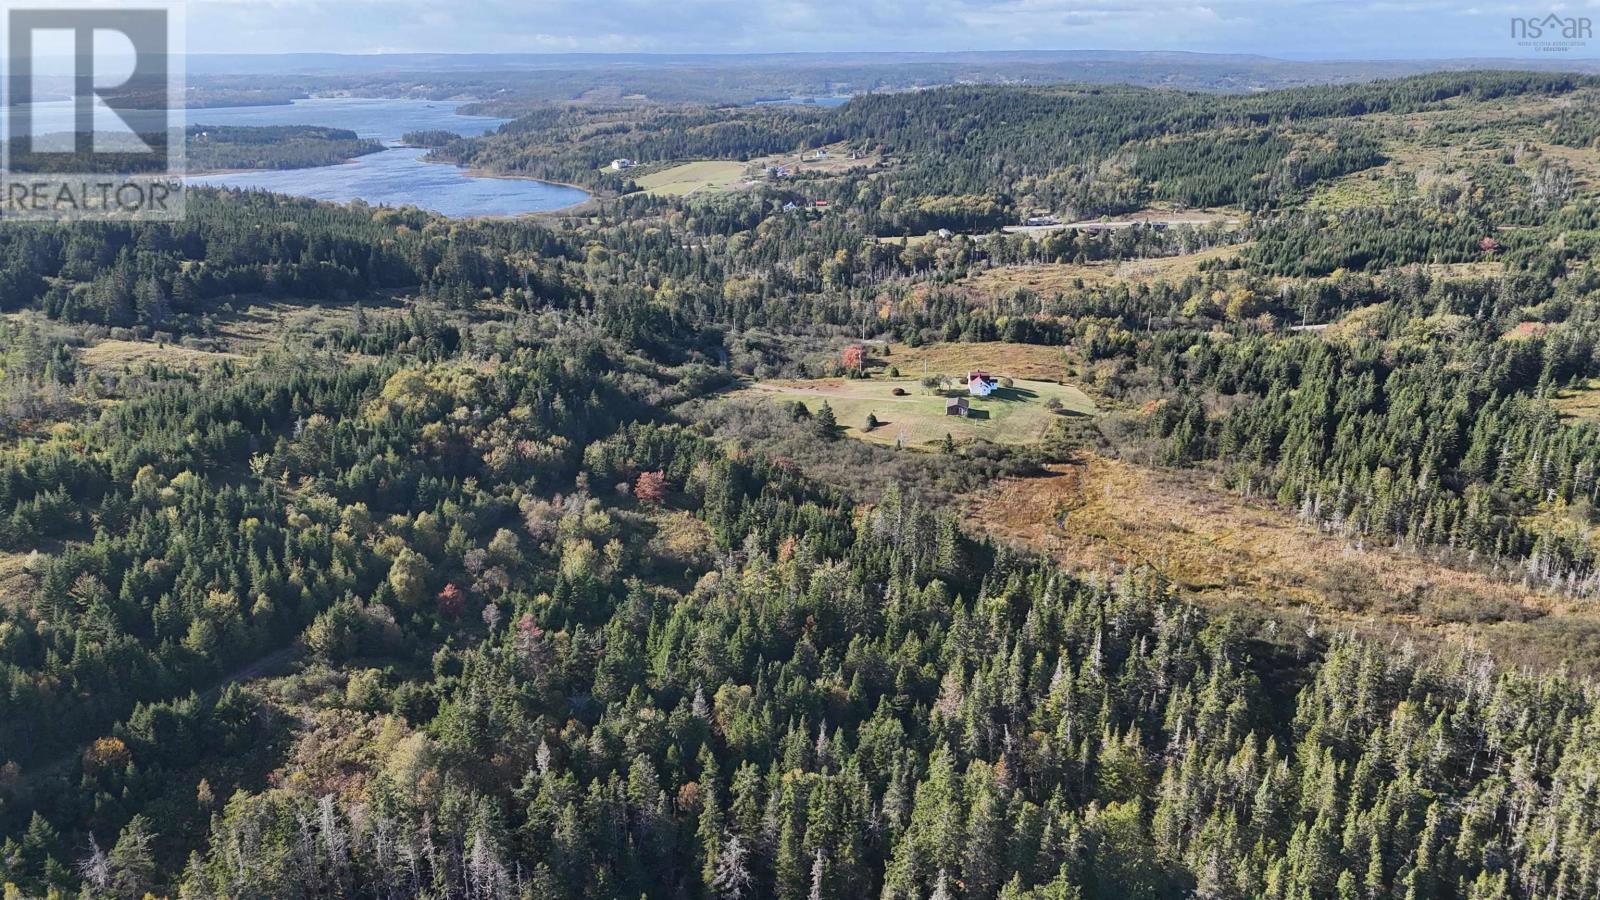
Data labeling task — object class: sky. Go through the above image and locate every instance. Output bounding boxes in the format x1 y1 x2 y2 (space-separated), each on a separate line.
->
187 0 1600 59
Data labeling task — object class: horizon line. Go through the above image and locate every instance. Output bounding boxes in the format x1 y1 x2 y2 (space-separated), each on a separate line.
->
179 48 1600 63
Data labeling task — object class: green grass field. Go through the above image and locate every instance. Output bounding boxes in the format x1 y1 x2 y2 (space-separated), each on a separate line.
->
633 160 749 196
740 376 1095 447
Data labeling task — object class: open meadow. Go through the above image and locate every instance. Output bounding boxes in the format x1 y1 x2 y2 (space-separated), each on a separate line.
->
737 373 1094 447
631 160 751 195
966 454 1600 673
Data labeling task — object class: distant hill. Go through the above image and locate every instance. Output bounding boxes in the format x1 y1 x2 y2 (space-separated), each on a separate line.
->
184 49 1600 103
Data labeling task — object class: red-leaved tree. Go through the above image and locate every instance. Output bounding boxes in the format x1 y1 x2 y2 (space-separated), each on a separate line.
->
436 583 465 619
841 345 866 371
635 470 668 505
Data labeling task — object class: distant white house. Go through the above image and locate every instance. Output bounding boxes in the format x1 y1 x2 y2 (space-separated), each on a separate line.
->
610 158 635 171
967 371 996 397
813 149 829 160
1023 215 1059 227
936 228 954 239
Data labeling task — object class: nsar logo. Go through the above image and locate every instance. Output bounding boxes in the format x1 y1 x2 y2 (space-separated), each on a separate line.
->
1510 12 1592 52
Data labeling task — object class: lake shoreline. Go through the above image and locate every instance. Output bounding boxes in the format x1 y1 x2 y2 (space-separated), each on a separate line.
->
170 99 590 217
457 164 597 200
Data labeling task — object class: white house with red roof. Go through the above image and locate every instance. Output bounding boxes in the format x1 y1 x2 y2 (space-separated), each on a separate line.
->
967 371 996 397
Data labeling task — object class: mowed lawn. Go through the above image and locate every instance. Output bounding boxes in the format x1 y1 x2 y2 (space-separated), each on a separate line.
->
633 160 749 196
741 376 1094 447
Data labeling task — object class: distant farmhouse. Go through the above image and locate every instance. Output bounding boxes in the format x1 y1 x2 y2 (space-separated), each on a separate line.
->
967 371 997 397
610 158 635 171
946 396 971 417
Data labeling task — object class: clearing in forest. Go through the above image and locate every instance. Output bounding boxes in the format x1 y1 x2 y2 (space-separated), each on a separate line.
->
873 341 1077 382
966 454 1600 673
633 160 750 195
966 243 1247 294
738 374 1094 447
1552 378 1600 422
748 142 880 176
79 339 247 373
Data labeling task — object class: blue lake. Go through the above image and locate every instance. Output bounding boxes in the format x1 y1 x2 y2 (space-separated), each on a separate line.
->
189 98 589 216
24 97 589 217
25 96 511 141
187 98 509 140
187 146 589 218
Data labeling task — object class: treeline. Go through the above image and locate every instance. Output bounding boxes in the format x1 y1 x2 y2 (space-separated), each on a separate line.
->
1137 269 1600 593
0 338 638 784
5 68 1600 900
401 129 464 148
430 104 823 191
1245 206 1491 276
0 191 583 332
187 124 384 171
571 187 1244 342
67 422 1600 900
446 72 1589 224
823 72 1587 220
